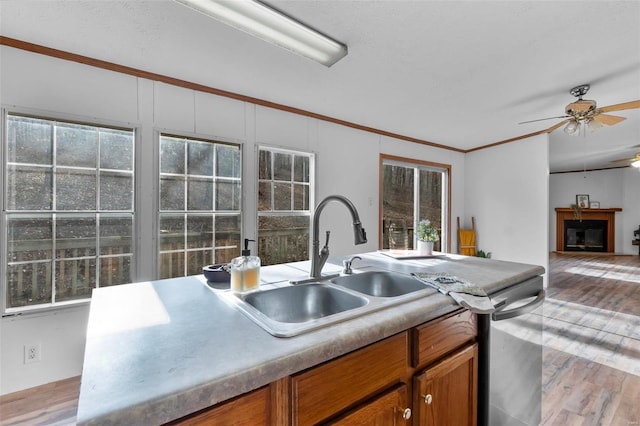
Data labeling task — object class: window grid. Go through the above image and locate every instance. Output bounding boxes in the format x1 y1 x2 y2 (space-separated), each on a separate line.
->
3 114 135 311
257 147 313 266
158 134 241 279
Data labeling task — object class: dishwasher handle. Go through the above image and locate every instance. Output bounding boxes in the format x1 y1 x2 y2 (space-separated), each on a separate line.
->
491 289 545 321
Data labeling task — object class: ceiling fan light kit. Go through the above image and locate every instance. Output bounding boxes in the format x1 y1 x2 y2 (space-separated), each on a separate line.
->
520 84 637 138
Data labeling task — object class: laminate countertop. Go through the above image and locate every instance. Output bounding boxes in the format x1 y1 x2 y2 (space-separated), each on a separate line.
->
76 251 544 425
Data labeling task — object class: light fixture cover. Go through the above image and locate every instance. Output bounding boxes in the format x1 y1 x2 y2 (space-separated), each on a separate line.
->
174 0 348 66
632 160 640 168
563 119 579 135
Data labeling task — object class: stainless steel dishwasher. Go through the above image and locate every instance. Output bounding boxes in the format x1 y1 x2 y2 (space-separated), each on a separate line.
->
478 275 546 426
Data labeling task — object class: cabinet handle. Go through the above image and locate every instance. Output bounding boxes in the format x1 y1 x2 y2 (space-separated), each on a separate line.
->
401 408 412 420
422 394 433 405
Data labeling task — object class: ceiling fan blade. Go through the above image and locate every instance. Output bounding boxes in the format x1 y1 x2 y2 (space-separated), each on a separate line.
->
599 100 640 113
594 114 626 126
545 119 570 133
518 115 568 124
610 157 639 163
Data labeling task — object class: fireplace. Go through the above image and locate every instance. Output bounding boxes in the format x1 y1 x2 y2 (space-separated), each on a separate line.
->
555 208 621 253
564 220 607 252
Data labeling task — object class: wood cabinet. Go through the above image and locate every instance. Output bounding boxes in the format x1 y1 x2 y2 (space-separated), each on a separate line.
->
168 386 270 425
328 384 411 425
413 344 478 426
291 332 409 425
169 310 477 426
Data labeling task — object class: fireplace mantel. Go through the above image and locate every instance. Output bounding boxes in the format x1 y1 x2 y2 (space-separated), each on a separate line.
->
555 208 622 253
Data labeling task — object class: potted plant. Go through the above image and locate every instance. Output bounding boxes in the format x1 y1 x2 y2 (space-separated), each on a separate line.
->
416 219 439 255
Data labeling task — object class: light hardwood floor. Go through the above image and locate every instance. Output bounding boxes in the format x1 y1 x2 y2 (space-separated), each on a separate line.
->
542 253 640 426
1 253 638 426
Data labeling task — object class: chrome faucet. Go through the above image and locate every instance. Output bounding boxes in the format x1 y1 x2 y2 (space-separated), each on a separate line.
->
310 195 367 278
342 255 361 275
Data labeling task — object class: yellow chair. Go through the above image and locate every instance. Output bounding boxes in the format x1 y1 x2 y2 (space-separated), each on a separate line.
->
457 217 477 256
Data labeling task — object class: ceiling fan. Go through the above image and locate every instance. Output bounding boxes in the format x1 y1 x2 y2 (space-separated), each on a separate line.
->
610 152 640 168
519 84 640 135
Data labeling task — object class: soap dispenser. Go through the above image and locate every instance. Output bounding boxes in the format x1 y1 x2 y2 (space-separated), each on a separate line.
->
229 239 261 293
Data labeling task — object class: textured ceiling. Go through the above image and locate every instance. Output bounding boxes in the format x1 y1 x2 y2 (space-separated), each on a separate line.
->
1 0 639 172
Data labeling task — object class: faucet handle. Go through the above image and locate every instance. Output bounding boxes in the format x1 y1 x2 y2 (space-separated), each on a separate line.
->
342 255 362 275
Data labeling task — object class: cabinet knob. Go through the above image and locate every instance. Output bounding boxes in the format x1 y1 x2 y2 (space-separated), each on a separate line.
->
422 394 433 405
402 407 412 420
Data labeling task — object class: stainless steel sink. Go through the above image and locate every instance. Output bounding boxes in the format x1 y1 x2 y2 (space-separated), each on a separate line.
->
242 283 367 323
331 271 428 297
220 270 437 337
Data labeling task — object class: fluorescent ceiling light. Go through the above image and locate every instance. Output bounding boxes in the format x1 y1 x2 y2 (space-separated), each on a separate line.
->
174 0 348 67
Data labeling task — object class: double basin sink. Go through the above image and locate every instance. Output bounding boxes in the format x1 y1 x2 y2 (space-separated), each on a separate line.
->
223 271 436 337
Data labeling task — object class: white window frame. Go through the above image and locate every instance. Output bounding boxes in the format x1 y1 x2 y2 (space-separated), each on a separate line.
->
157 132 243 279
1 108 138 314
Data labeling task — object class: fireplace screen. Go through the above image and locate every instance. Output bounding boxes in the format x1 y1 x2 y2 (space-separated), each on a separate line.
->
564 220 607 252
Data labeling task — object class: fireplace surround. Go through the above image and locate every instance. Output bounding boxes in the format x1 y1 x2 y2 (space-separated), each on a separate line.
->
555 208 621 253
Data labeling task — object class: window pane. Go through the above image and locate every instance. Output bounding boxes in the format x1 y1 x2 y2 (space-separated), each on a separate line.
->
216 180 240 210
159 214 185 251
187 178 213 210
101 129 133 171
294 155 309 183
188 140 213 176
215 215 241 261
273 152 292 181
382 164 414 250
57 168 97 210
293 184 309 210
55 259 96 302
419 169 443 247
187 250 211 275
56 123 97 168
258 150 271 180
216 144 240 178
187 215 213 249
274 183 292 210
100 172 133 210
258 181 272 211
159 252 183 280
100 214 133 256
160 176 185 210
56 216 97 258
7 165 53 210
7 116 52 165
258 216 309 266
100 256 133 287
160 137 185 174
7 215 53 262
7 263 51 308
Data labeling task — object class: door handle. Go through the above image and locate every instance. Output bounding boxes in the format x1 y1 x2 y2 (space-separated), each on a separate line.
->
491 290 545 321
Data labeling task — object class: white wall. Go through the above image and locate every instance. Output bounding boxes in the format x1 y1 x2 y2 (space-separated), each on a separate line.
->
549 168 640 254
464 134 549 284
0 45 467 394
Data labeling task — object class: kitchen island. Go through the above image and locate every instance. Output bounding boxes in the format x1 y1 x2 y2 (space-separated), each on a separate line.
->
76 251 544 425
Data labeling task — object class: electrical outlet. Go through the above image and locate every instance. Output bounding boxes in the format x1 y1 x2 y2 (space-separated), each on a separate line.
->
24 343 41 364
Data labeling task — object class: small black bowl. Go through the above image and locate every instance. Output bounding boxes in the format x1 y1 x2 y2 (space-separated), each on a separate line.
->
203 264 230 283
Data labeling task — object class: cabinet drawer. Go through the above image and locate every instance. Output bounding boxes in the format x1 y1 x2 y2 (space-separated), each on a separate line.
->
169 385 269 425
412 310 476 368
292 332 409 425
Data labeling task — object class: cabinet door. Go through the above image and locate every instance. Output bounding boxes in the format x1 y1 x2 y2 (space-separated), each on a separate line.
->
413 344 478 426
328 384 411 426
